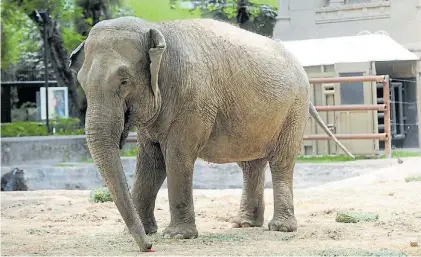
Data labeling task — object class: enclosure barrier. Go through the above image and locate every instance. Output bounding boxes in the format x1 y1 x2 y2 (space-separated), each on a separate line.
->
306 75 392 158
125 75 392 158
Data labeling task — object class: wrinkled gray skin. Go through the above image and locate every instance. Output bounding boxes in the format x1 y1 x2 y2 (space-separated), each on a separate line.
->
69 16 354 251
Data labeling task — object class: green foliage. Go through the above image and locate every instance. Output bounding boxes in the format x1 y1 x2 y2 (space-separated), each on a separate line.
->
90 187 113 203
335 211 379 223
296 151 421 163
1 121 48 137
169 0 278 37
1 0 87 78
54 163 76 167
1 1 40 69
109 3 136 17
390 151 421 158
121 147 137 157
59 4 88 52
405 174 421 183
296 155 366 163
52 117 85 135
126 0 202 21
61 26 86 54
0 118 85 137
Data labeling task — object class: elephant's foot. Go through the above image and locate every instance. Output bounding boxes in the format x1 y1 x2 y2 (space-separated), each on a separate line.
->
268 216 297 232
141 214 158 235
123 218 157 235
143 221 158 235
162 223 198 239
231 214 264 228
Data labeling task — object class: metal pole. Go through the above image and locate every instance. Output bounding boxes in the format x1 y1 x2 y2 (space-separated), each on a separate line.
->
309 75 386 84
42 11 50 134
383 75 392 158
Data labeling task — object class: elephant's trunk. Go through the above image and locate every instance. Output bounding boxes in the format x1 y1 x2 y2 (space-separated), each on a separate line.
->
85 108 151 251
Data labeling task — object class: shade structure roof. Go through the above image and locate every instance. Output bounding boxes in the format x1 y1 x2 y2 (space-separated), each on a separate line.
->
281 34 420 67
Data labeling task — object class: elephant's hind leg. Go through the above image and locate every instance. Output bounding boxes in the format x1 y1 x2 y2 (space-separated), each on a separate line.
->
131 140 167 235
268 98 308 232
232 158 267 228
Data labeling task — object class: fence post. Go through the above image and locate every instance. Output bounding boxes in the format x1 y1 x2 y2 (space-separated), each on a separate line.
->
35 9 51 133
383 75 392 158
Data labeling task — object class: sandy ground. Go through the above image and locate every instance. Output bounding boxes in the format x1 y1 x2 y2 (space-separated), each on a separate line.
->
1 157 421 256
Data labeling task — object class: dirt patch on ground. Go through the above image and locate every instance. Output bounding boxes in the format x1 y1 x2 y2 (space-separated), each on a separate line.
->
2 157 421 256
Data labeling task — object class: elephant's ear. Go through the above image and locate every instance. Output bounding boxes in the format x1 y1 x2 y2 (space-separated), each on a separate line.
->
69 41 85 74
148 29 166 99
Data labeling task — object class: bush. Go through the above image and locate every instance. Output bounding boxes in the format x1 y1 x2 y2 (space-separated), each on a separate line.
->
335 211 379 223
405 174 421 182
89 187 113 203
0 117 84 137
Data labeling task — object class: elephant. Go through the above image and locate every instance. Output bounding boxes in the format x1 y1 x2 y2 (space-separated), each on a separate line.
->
68 16 354 252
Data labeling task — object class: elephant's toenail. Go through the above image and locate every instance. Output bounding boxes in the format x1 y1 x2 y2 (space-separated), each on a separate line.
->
173 234 184 239
231 223 240 228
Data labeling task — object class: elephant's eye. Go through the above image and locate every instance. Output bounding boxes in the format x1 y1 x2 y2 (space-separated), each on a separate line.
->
121 79 129 86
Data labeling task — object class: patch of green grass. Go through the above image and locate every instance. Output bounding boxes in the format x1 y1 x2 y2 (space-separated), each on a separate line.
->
405 174 421 183
296 155 367 163
126 0 278 22
81 158 93 163
121 147 137 157
119 149 420 163
296 151 421 163
54 163 75 167
390 151 421 158
335 211 379 223
127 0 202 22
1 117 84 137
314 248 407 256
89 187 113 203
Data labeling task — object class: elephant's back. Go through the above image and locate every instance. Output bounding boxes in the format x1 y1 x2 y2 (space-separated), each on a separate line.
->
161 18 285 55
159 18 309 115
160 18 306 86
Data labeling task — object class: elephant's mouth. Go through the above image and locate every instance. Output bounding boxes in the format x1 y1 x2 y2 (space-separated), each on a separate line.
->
119 106 132 150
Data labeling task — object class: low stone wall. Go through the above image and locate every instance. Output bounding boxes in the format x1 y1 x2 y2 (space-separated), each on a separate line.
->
0 157 396 190
1 134 136 166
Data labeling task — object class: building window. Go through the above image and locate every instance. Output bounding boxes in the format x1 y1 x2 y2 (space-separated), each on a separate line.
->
339 72 365 105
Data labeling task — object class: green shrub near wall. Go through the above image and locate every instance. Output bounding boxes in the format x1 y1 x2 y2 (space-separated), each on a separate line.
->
0 118 85 137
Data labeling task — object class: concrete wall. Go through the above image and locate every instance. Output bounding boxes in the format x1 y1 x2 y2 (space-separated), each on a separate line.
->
0 157 398 191
1 134 137 166
274 0 421 58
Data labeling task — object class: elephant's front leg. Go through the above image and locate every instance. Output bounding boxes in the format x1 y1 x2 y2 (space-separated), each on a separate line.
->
162 146 198 239
131 140 167 235
232 158 267 228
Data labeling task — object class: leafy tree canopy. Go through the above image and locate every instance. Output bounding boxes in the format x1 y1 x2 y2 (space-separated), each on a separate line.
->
1 0 85 69
1 0 278 70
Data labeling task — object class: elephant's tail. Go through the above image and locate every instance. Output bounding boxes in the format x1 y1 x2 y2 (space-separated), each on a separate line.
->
309 102 355 158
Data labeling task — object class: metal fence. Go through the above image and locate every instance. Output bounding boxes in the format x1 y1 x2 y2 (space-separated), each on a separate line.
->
303 75 392 158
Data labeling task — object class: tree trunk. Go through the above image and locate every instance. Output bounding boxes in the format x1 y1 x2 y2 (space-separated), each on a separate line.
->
28 11 81 120
236 0 250 28
73 0 116 126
